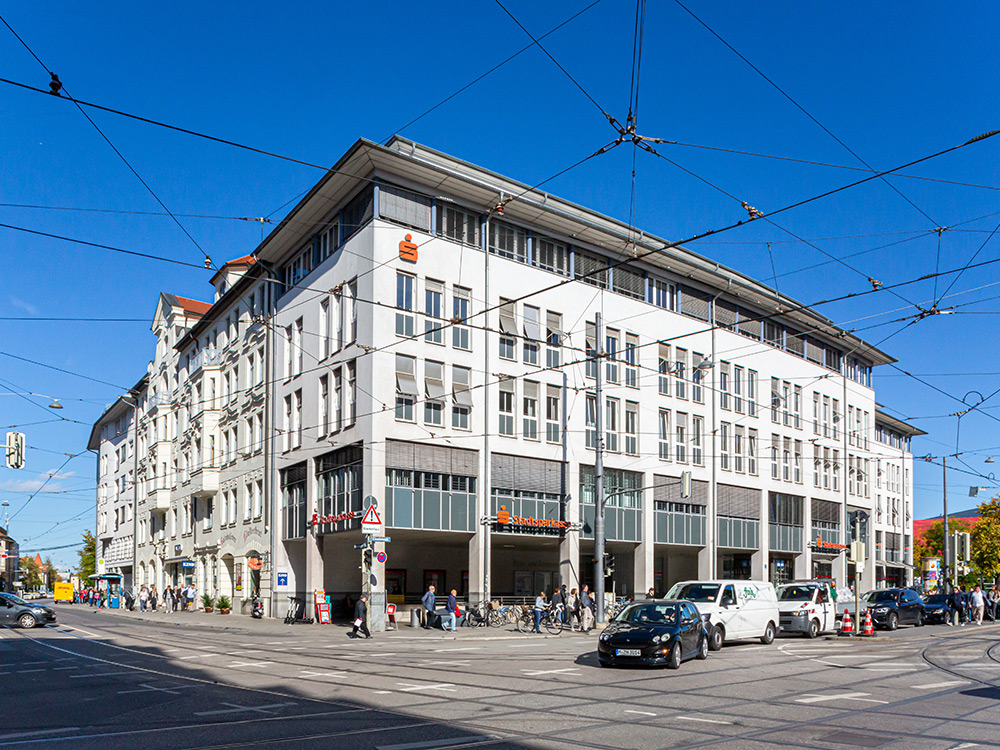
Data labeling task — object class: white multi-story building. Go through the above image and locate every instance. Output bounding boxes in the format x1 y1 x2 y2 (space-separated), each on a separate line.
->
88 384 143 588
254 137 920 624
93 136 922 621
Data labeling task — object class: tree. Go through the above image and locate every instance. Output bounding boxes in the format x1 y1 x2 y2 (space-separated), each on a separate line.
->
43 557 62 584
914 517 975 562
77 529 96 582
973 496 1000 582
19 556 42 590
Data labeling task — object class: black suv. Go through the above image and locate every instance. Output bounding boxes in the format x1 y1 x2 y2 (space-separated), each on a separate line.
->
862 588 925 630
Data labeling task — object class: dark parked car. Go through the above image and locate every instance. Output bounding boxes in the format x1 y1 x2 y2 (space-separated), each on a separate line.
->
923 593 950 624
0 592 57 628
598 600 708 669
862 588 925 630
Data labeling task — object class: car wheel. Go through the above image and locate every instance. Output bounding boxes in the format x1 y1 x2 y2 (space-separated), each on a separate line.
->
760 622 776 645
18 612 37 629
697 635 709 660
667 640 682 670
887 612 898 631
708 625 724 651
807 619 820 639
915 611 924 627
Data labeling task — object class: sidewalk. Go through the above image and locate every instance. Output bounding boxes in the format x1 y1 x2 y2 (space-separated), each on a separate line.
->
84 606 590 640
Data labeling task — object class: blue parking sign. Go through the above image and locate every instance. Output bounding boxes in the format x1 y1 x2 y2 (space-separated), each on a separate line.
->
277 572 288 587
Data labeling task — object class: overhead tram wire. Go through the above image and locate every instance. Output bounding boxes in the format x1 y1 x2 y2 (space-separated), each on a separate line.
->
0 14 215 270
930 217 1000 311
7 451 85 522
0 349 128 390
671 0 941 228
0 203 273 224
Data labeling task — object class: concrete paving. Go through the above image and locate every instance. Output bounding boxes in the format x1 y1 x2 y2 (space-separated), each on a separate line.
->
2 606 999 748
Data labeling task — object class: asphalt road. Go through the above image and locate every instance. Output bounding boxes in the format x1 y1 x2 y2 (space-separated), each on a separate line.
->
2 607 999 749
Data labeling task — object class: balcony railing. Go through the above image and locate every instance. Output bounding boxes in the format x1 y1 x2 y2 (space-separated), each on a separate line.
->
190 348 223 373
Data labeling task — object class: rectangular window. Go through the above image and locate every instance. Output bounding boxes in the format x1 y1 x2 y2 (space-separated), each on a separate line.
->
586 394 598 448
832 449 841 491
658 409 671 460
575 250 609 289
319 375 329 435
675 412 688 463
624 333 639 388
293 390 302 448
652 278 676 310
586 322 598 380
346 360 356 425
320 299 329 360
424 279 443 344
719 362 730 410
693 353 705 404
453 286 471 350
347 279 358 344
832 398 840 440
333 367 343 432
293 318 303 376
823 395 831 437
814 444 821 488
546 311 562 369
380 184 432 231
813 392 820 435
499 379 515 437
794 439 802 483
782 437 791 481
782 381 790 426
771 434 780 479
499 297 517 360
720 422 731 471
424 360 445 426
675 348 687 400
735 425 745 473
523 305 540 364
658 343 671 396
395 354 417 421
318 216 340 261
772 377 781 423
395 272 415 337
625 401 638 455
793 385 802 430
605 329 619 384
283 396 292 452
734 365 744 413
748 428 758 475
499 336 515 360
523 381 539 440
489 220 528 263
692 416 704 466
437 204 480 246
747 369 757 416
605 397 619 452
535 237 570 276
452 365 472 430
546 384 560 443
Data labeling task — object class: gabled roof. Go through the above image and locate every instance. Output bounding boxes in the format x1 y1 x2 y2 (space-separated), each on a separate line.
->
209 254 256 286
172 295 212 316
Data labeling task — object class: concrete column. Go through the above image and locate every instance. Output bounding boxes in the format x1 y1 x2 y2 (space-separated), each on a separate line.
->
802 495 813 578
468 448 487 606
303 456 323 608
365 439 386 632
633 471 654 594
559 462 581 591
753 488 767 581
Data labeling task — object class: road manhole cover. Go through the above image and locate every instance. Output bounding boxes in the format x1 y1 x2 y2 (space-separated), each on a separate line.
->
822 731 893 748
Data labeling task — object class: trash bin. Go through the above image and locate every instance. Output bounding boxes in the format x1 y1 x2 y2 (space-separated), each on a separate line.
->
411 608 421 628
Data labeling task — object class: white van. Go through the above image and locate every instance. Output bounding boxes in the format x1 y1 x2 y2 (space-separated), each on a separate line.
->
776 580 839 638
666 580 779 650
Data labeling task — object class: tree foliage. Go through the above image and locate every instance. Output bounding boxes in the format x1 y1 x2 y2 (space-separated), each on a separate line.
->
19 556 42 590
973 496 1000 581
914 517 975 561
77 529 96 581
43 557 62 584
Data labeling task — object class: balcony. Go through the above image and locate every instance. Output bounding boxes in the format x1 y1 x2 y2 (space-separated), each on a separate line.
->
147 487 171 512
190 348 223 374
189 464 219 496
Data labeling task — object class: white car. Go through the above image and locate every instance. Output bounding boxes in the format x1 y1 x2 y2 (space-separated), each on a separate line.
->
777 581 839 638
666 580 780 650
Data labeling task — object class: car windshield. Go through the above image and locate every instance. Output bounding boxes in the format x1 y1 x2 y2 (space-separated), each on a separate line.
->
925 594 949 604
0 593 27 606
668 583 720 603
778 586 817 602
615 603 679 625
864 590 898 603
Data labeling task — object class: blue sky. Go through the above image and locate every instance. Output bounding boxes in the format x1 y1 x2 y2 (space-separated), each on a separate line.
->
2 2 999 571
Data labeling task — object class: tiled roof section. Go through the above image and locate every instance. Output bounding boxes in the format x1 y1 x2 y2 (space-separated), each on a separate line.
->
173 296 211 315
223 254 256 268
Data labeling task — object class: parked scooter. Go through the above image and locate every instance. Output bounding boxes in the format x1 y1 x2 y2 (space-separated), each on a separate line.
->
251 596 264 619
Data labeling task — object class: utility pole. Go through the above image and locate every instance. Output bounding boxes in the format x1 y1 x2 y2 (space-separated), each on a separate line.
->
942 455 950 594
594 312 606 624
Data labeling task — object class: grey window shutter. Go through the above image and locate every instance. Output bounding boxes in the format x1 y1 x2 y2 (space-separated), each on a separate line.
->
680 287 711 321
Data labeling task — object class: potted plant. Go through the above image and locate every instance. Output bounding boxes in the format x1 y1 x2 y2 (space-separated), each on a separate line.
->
216 595 231 614
201 593 215 613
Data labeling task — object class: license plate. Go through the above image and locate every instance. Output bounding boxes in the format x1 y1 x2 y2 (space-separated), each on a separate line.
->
615 648 641 657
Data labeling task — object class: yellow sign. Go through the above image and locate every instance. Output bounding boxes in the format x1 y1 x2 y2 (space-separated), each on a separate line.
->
53 582 74 602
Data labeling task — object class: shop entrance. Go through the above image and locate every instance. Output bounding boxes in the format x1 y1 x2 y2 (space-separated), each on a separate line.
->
720 553 752 580
769 555 794 585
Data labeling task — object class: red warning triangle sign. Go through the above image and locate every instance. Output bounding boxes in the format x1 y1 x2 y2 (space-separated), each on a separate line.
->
361 505 382 525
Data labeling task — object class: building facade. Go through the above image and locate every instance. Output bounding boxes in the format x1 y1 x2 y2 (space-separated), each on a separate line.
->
93 137 920 620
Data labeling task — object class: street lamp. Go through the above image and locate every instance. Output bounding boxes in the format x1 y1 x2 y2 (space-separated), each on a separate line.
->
0 392 63 409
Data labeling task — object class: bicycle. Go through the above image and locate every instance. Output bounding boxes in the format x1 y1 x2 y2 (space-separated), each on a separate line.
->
462 602 489 627
488 604 515 627
515 604 563 635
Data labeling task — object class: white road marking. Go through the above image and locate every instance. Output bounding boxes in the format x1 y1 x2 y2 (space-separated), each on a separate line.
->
300 670 347 678
953 662 1000 667
0 728 81 741
178 654 216 660
162 648 180 653
396 682 457 693
677 716 732 725
227 661 274 668
521 668 581 676
194 702 296 716
118 683 181 695
376 737 493 750
432 647 481 653
420 660 471 667
796 692 888 704
52 666 78 670
373 690 393 694
913 680 970 690
226 649 263 655
950 743 978 750
288 647 308 651
18 669 45 673
69 671 133 678
60 626 101 638
624 710 657 717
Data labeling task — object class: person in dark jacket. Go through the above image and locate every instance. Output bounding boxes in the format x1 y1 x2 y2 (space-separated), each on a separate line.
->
645 588 656 599
352 594 371 638
420 586 436 629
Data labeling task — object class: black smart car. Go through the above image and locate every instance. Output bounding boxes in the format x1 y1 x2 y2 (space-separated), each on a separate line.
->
862 588 925 630
0 592 57 628
598 599 708 669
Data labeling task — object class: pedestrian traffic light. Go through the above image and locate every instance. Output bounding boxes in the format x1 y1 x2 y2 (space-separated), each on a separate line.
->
5 432 24 470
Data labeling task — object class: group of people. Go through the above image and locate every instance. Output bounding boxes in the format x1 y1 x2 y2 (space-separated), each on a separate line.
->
419 585 463 631
136 583 197 613
946 584 998 626
77 588 105 607
533 584 597 633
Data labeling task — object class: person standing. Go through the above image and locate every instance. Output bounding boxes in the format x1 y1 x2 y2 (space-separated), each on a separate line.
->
989 586 999 621
971 585 986 625
149 586 158 612
645 587 656 600
420 585 436 629
352 594 371 638
163 586 173 614
566 588 579 630
551 586 564 624
532 591 548 634
139 585 148 612
580 584 594 632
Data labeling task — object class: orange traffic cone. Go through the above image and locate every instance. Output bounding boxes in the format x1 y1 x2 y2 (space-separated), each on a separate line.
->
839 607 854 636
861 608 874 637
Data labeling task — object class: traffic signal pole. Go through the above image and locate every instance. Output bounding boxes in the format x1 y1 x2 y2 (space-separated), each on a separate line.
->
942 455 950 594
594 312 606 624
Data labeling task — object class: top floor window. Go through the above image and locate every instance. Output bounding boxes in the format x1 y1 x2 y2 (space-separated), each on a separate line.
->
379 184 432 232
489 221 527 263
535 237 570 276
438 204 480 246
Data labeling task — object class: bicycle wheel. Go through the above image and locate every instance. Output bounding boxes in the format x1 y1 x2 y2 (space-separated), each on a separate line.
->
544 614 563 635
516 612 532 633
487 609 502 627
503 608 516 625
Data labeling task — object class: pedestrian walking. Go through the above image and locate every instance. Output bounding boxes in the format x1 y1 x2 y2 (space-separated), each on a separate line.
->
532 591 547 634
351 594 371 638
420 585 436 629
445 589 459 631
949 587 965 626
552 586 564 624
162 586 173 613
971 585 986 625
187 585 196 612
580 584 594 632
138 585 148 612
149 586 158 612
989 586 999 621
174 586 182 612
566 588 579 630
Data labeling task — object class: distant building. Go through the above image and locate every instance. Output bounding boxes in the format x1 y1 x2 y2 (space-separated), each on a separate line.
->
0 526 18 592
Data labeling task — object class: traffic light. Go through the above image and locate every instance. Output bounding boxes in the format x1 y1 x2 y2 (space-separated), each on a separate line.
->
5 432 24 470
680 471 692 499
603 552 615 577
959 532 972 562
363 547 373 569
